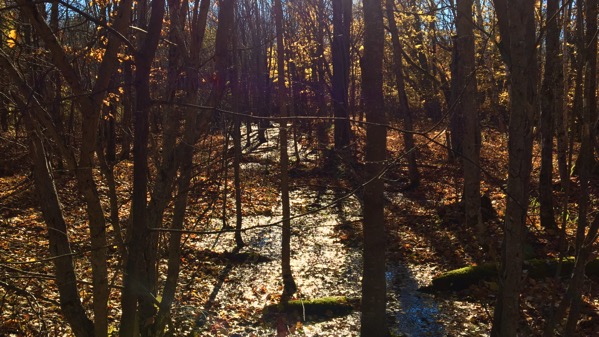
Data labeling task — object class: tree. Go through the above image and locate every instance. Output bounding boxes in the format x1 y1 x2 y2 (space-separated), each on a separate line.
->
360 0 388 334
385 0 420 188
538 0 563 230
273 0 297 303
454 0 483 241
544 0 598 334
6 0 132 335
409 0 442 121
332 0 353 156
119 0 166 333
490 0 537 334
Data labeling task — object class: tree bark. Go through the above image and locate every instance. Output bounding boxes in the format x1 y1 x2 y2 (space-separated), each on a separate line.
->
332 0 352 156
273 0 297 303
119 0 166 334
490 0 537 335
21 104 94 337
455 0 483 242
539 0 563 230
361 0 388 335
151 0 212 333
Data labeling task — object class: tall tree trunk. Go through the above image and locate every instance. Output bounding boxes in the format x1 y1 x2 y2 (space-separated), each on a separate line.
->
561 0 597 333
232 31 246 249
539 0 563 230
332 0 352 156
491 0 537 335
556 0 572 192
315 0 329 164
385 0 419 188
449 36 464 159
361 0 388 335
22 107 94 337
273 0 297 303
248 0 268 144
119 0 166 334
455 0 483 242
151 0 211 334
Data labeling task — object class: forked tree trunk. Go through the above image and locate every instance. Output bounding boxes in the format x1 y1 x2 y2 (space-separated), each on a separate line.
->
15 1 132 335
119 0 166 334
152 0 212 334
22 107 94 337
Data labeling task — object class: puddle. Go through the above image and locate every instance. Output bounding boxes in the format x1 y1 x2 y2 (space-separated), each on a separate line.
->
387 265 446 337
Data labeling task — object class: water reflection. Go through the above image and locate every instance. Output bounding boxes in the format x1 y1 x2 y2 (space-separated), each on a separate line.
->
387 265 446 337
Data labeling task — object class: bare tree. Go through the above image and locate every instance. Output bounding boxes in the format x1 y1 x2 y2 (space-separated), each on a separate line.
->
273 0 297 303
360 0 388 334
332 0 353 157
454 0 483 242
385 0 420 188
490 0 537 334
539 0 563 230
7 0 132 335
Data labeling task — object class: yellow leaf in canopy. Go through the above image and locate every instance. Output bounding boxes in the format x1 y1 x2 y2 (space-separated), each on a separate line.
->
7 29 17 48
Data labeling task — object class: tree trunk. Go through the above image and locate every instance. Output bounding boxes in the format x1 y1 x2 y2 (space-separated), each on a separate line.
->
273 0 297 303
119 0 166 334
539 0 562 230
22 106 94 337
561 0 597 332
361 0 388 335
151 0 211 333
385 0 419 188
490 0 537 335
455 0 483 242
315 0 329 164
556 1 572 193
332 0 352 156
232 32 245 249
16 1 134 335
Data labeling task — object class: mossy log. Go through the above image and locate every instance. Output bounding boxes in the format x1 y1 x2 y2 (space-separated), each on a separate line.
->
420 257 599 292
263 296 359 321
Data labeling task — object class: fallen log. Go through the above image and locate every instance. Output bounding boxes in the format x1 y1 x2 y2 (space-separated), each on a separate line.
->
263 296 359 322
420 257 599 292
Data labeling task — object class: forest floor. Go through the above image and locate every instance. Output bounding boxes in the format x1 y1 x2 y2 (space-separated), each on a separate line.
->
1 119 599 336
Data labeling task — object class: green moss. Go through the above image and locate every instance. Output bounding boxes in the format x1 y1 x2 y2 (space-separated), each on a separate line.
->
422 257 599 292
424 263 498 292
263 296 358 322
